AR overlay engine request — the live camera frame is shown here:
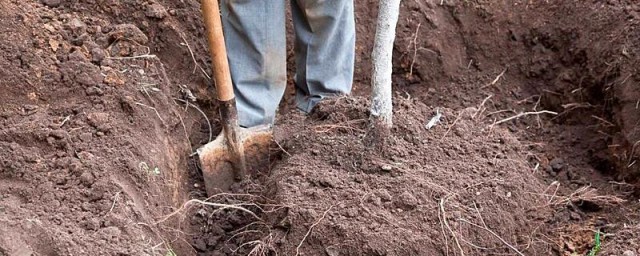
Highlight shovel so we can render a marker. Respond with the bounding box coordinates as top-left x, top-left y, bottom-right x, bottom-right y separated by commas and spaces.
198, 0, 272, 195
